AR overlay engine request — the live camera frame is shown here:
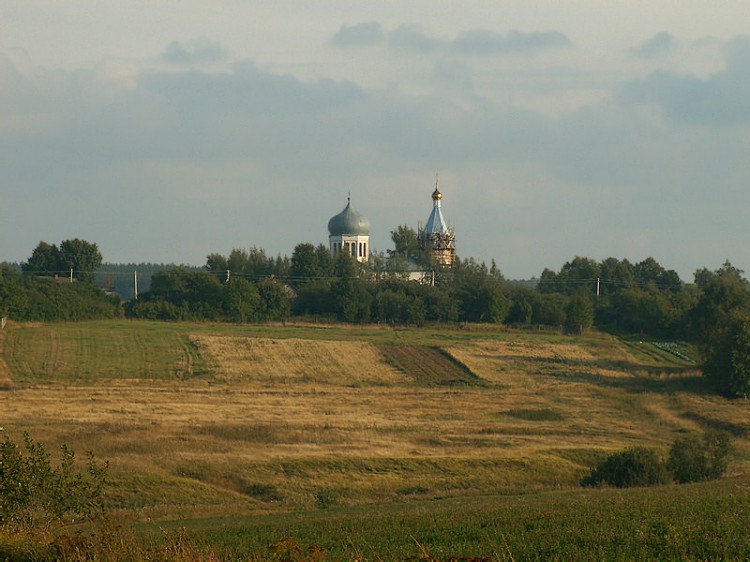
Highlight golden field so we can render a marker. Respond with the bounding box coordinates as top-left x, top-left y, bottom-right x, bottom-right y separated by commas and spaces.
1, 319, 748, 520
